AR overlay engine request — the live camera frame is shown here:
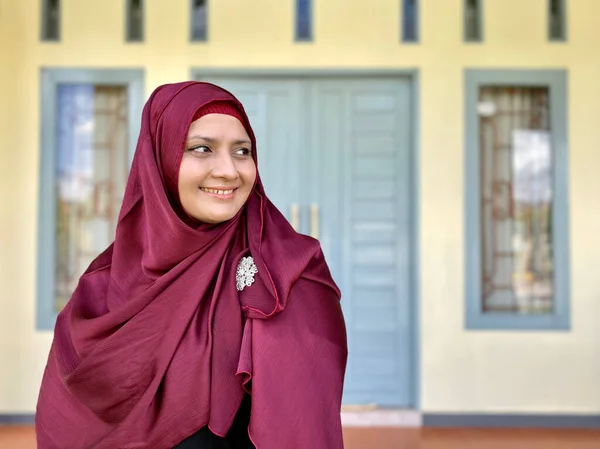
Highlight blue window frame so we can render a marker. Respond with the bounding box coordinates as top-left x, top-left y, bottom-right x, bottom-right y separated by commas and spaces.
464, 0, 482, 42
126, 0, 144, 42
549, 0, 567, 41
190, 0, 208, 42
464, 70, 570, 331
41, 0, 60, 42
295, 0, 312, 42
37, 69, 144, 331
402, 0, 419, 43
